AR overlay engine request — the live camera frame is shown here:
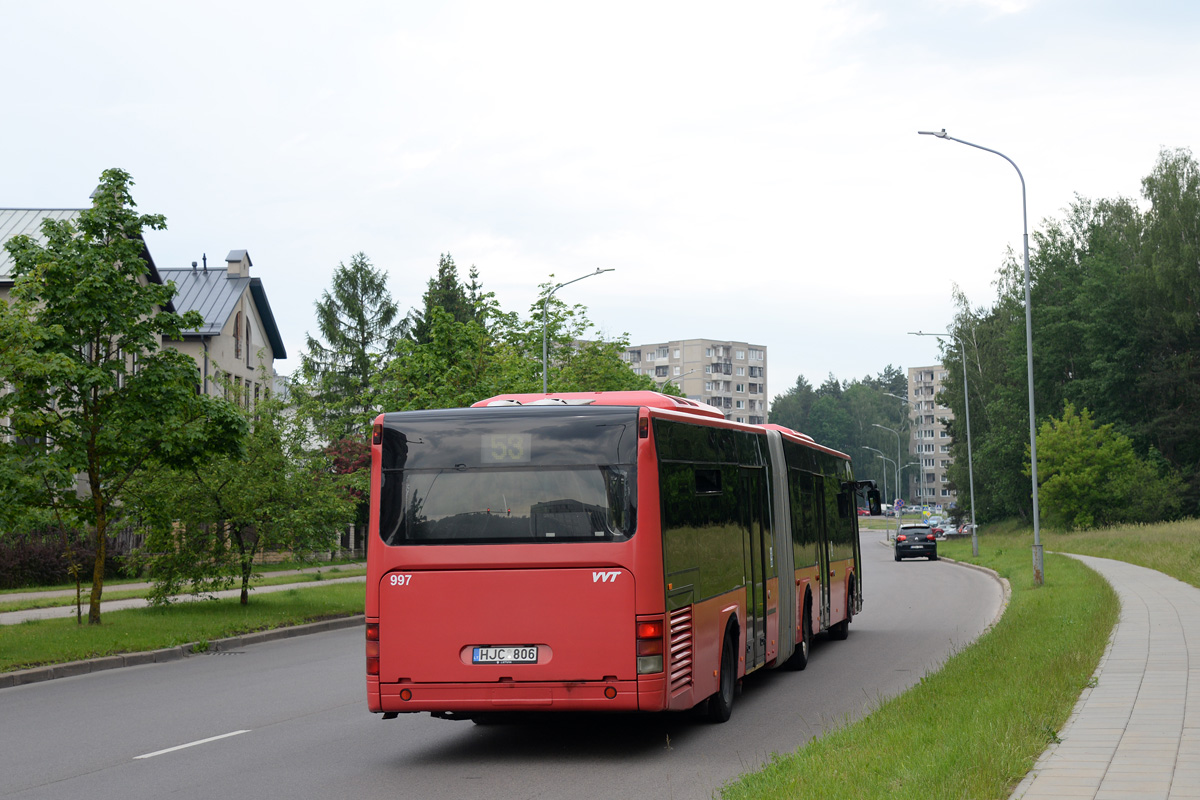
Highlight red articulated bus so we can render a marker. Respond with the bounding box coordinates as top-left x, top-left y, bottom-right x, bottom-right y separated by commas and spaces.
365, 391, 876, 723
